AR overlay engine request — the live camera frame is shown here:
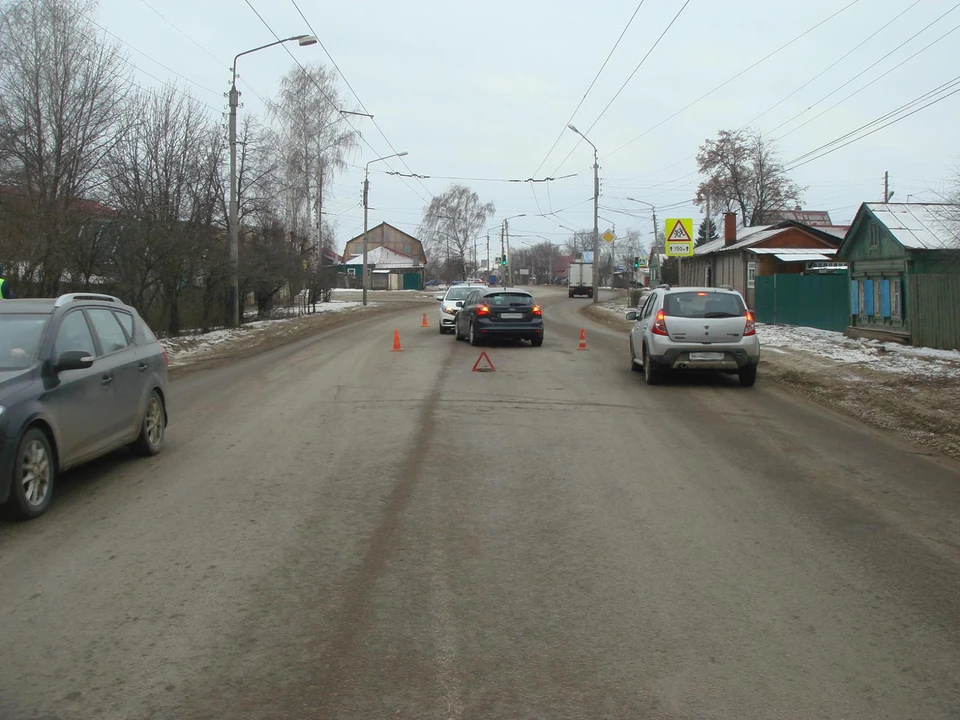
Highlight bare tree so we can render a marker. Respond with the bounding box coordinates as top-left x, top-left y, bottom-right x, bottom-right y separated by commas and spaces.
695, 129, 804, 227
0, 0, 129, 294
563, 230, 594, 256
419, 184, 495, 281
106, 86, 217, 334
